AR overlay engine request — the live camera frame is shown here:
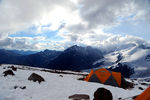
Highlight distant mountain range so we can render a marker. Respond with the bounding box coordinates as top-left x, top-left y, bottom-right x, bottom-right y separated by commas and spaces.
48, 45, 103, 70
0, 49, 62, 68
0, 45, 103, 70
10, 50, 38, 55
0, 44, 150, 78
